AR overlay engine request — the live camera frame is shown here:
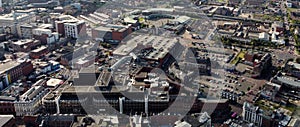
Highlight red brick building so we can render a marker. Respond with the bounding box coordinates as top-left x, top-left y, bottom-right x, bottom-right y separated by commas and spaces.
55, 22, 65, 37
0, 97, 15, 115
112, 26, 132, 41
92, 24, 132, 43
21, 60, 34, 76
30, 46, 49, 59
10, 39, 41, 52
0, 59, 34, 88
